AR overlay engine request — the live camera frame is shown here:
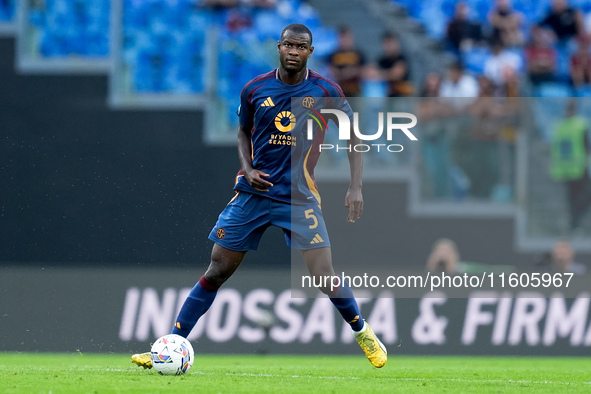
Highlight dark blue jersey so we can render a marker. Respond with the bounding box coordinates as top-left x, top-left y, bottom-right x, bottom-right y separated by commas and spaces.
235, 68, 353, 205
